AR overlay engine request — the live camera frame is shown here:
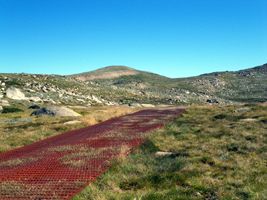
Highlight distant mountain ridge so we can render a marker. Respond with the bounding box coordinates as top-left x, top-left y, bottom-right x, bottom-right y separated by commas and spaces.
71, 66, 140, 81
0, 63, 266, 106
